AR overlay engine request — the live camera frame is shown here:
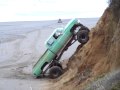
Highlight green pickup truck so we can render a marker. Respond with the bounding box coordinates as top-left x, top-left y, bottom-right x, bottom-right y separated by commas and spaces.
33, 18, 90, 79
